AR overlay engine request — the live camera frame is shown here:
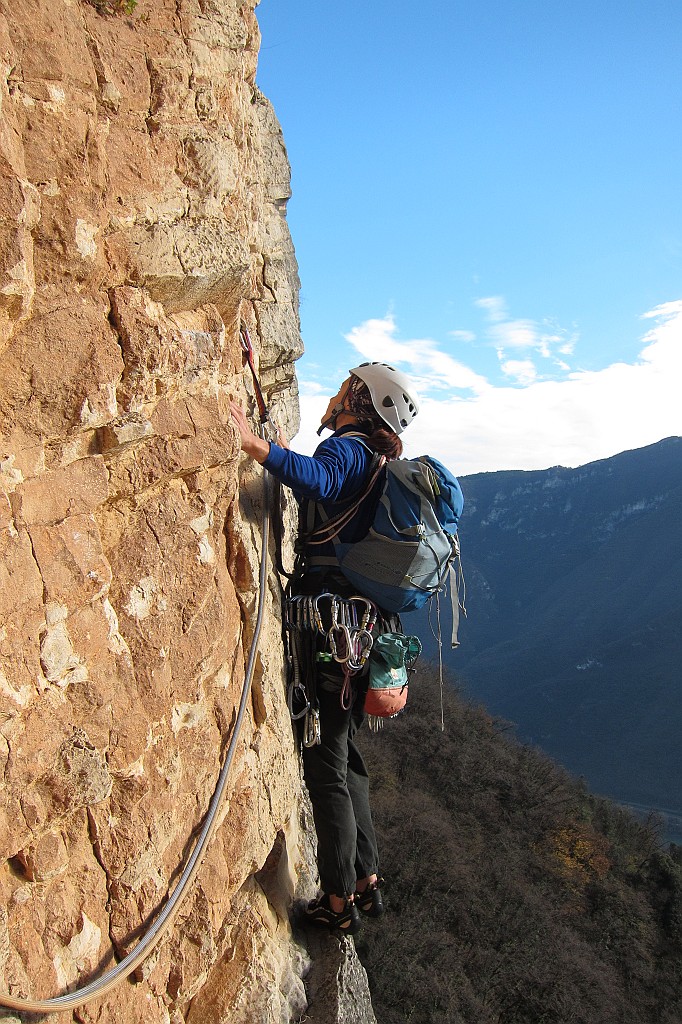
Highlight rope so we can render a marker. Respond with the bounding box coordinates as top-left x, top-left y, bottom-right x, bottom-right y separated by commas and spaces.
0, 426, 273, 1014
301, 454, 385, 547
